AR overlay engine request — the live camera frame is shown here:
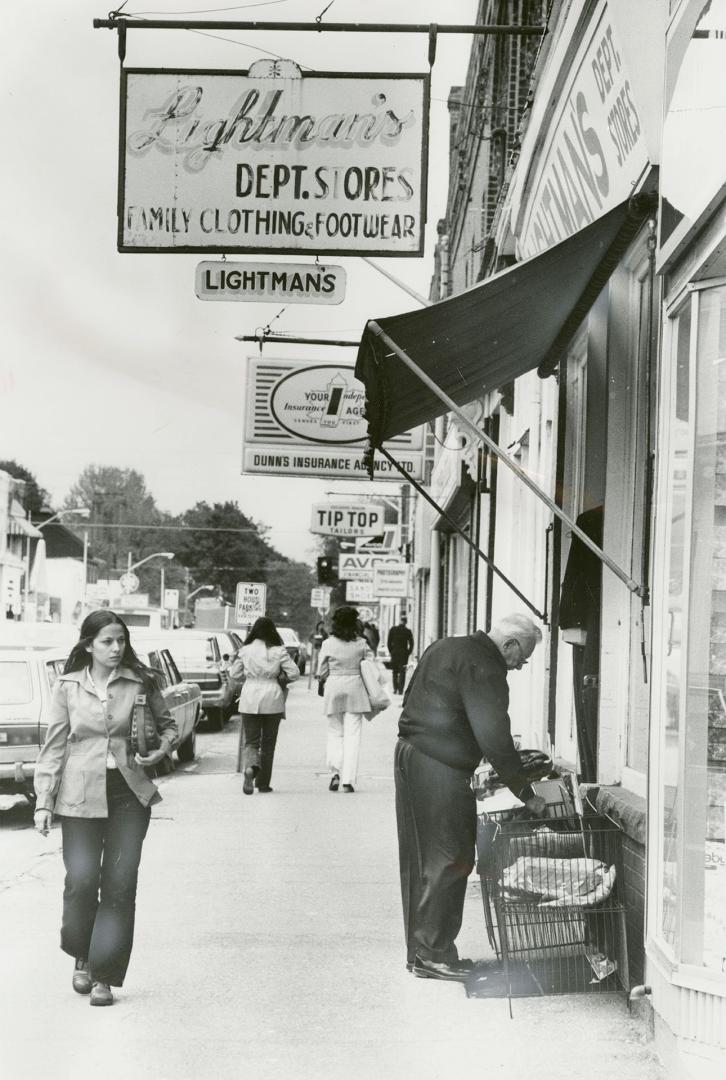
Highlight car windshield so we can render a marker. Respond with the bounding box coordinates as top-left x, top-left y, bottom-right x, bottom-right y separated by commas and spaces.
0, 661, 32, 704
